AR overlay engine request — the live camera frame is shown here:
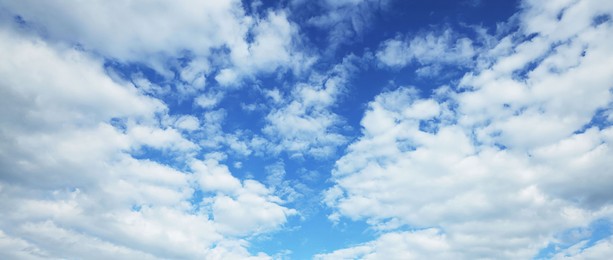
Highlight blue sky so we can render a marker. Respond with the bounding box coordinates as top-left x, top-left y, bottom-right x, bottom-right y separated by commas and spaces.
1, 0, 613, 259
